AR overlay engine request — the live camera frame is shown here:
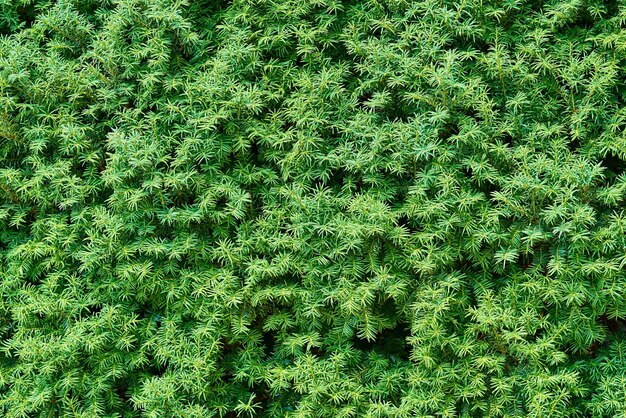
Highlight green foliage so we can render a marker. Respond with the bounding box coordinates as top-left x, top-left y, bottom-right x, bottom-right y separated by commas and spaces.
2, 0, 626, 416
